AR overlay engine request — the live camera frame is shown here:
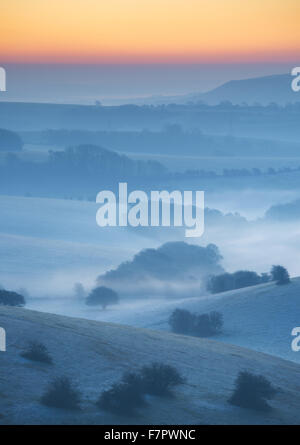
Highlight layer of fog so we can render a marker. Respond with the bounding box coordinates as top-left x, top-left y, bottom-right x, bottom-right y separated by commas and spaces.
1, 191, 300, 311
